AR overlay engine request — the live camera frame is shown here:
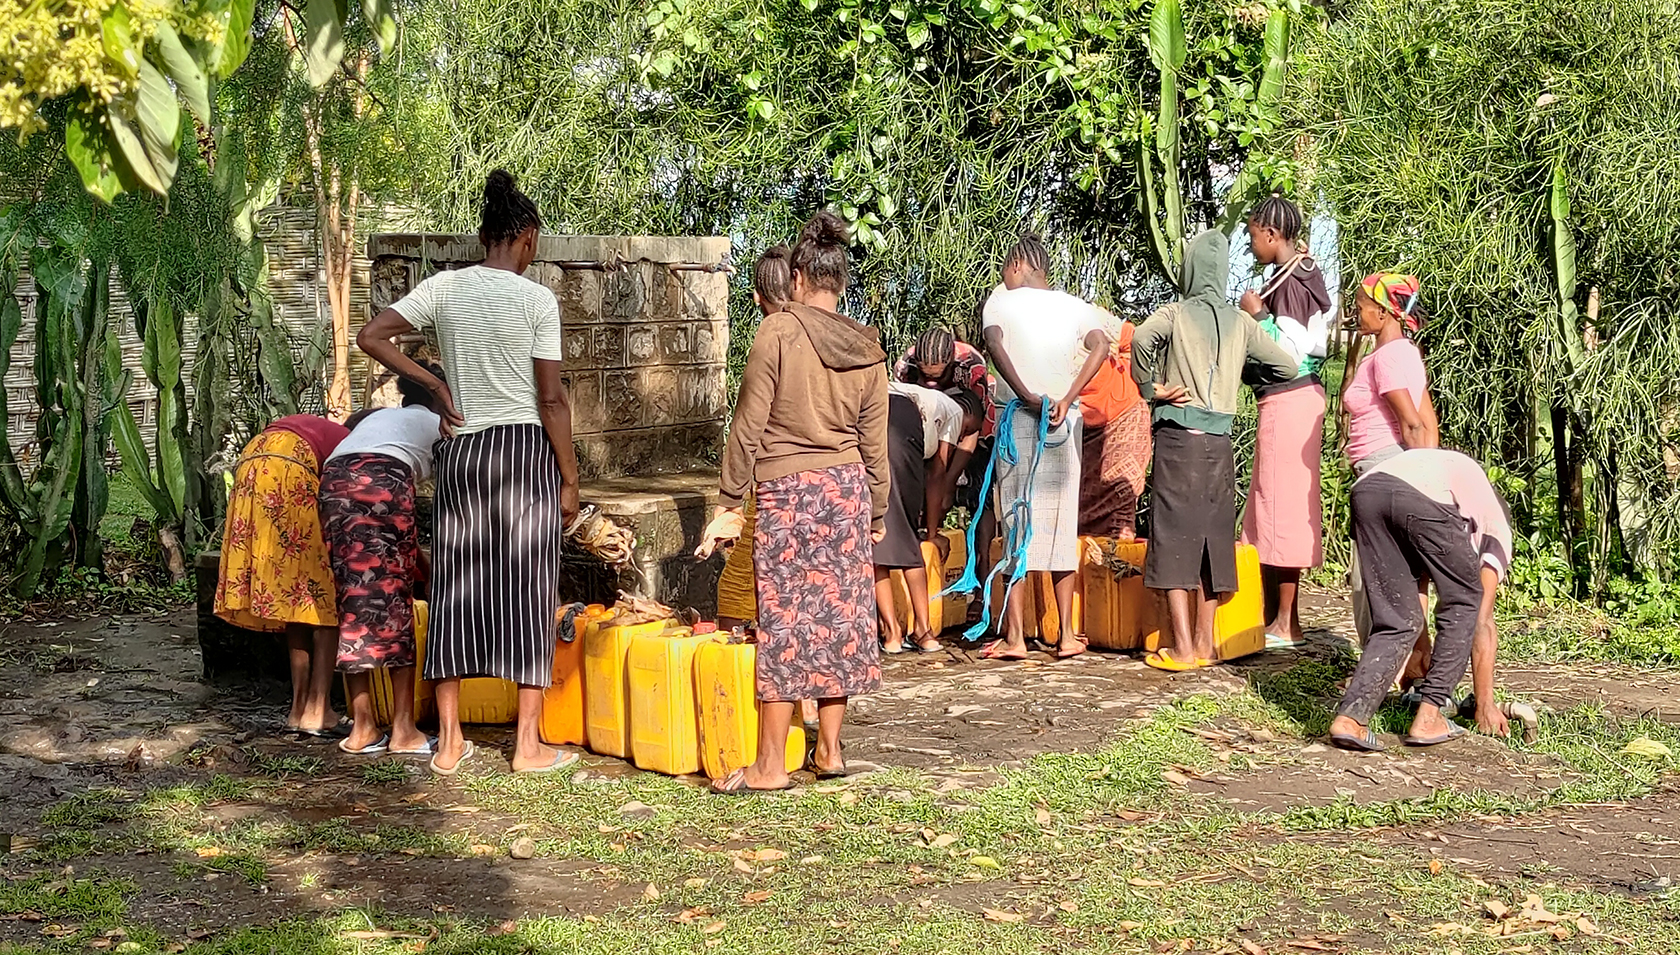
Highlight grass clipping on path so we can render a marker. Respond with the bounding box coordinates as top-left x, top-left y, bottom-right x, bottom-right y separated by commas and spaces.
7, 681, 1680, 954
